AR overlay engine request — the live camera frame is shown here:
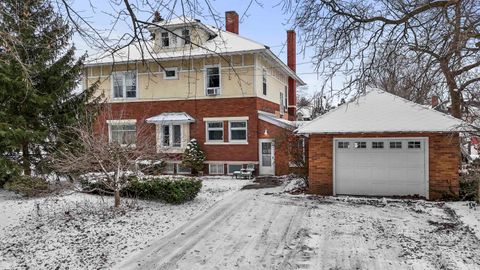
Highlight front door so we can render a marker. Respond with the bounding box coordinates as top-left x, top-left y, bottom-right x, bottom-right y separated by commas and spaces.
259, 139, 275, 175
